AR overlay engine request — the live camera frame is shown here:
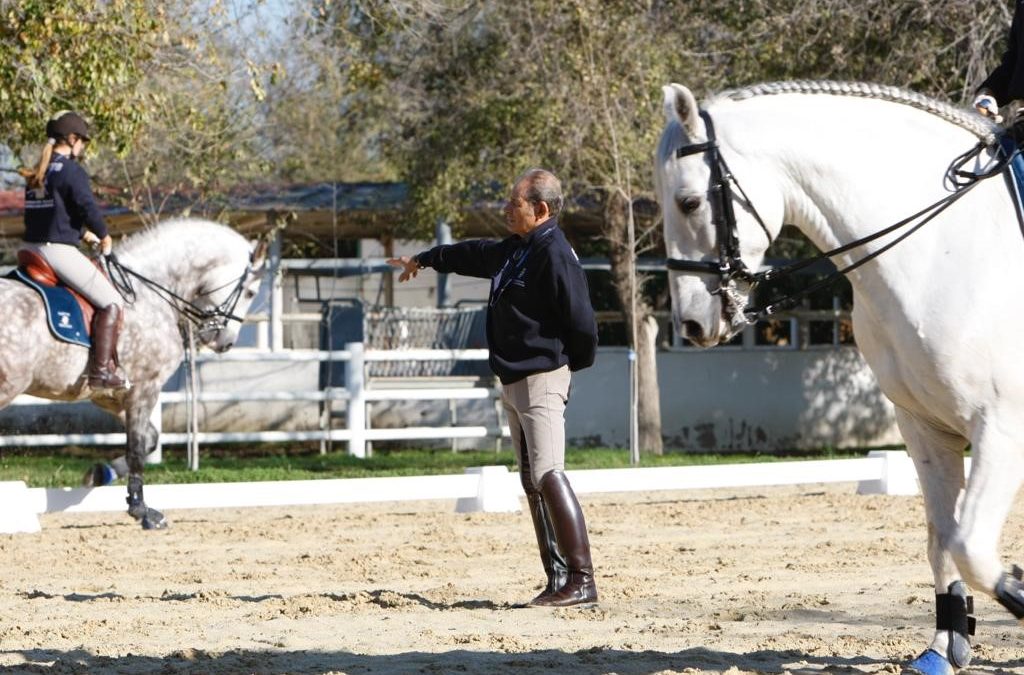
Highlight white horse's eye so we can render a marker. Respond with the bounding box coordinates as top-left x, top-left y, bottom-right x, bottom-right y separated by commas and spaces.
244, 289, 256, 300
676, 195, 702, 214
